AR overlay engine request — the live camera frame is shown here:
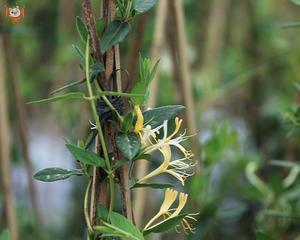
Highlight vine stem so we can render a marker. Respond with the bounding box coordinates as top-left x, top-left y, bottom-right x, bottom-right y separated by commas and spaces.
85, 37, 115, 214
84, 179, 93, 235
